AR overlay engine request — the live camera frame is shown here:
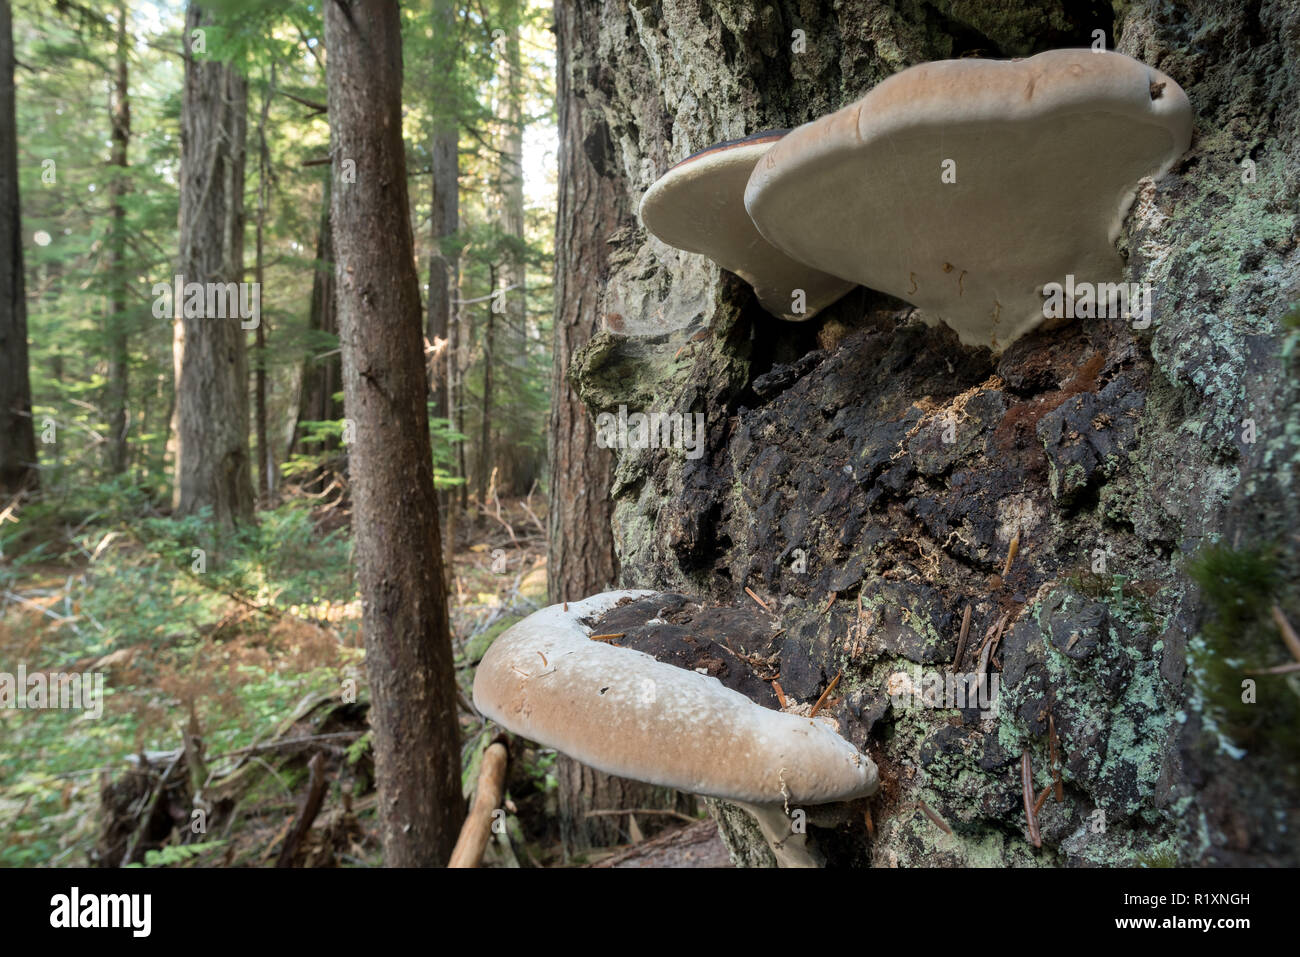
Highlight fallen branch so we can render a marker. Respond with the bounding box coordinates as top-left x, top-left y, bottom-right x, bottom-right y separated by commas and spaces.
1271, 604, 1300, 663
275, 752, 329, 867
449, 741, 510, 868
